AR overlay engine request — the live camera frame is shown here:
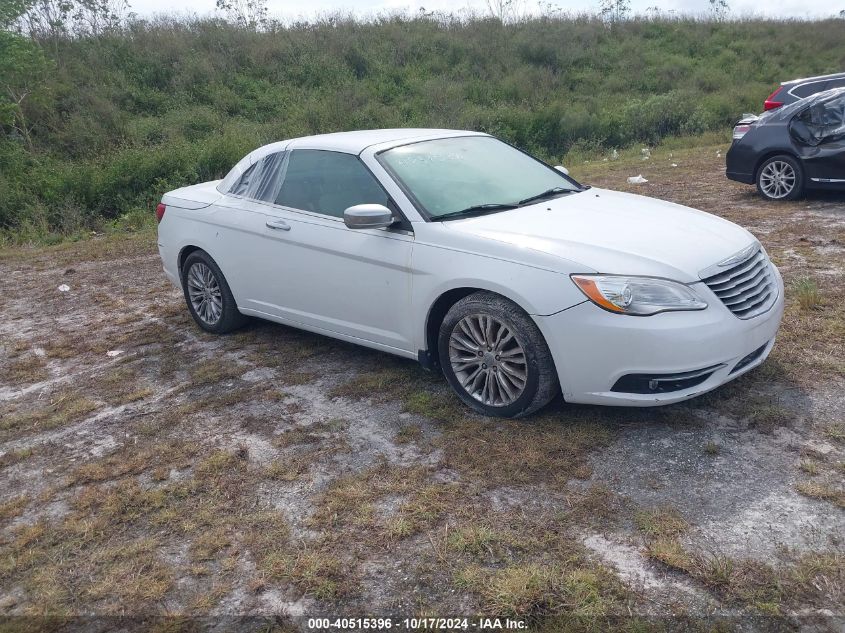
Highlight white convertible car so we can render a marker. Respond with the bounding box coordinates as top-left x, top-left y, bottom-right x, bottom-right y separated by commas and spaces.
156, 129, 784, 418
